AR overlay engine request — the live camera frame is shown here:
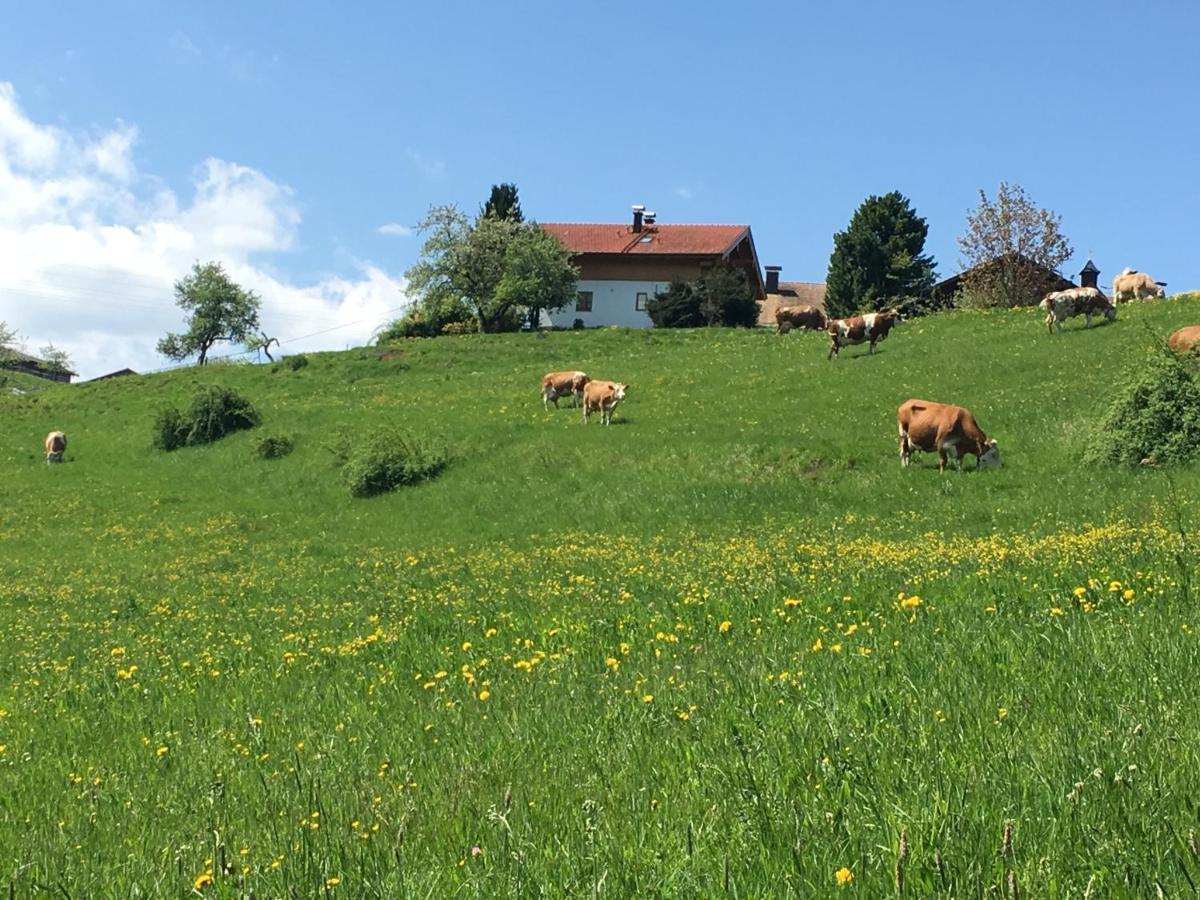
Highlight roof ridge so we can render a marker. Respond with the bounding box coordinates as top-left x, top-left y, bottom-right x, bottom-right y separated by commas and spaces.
540, 222, 748, 229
